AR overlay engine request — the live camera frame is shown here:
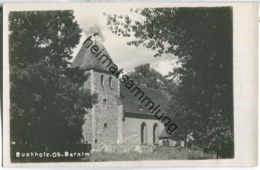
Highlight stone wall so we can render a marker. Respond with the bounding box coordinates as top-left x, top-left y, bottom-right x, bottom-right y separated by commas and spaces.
82, 70, 94, 144
122, 117, 165, 145
82, 70, 120, 145
91, 144, 157, 153
93, 71, 120, 144
82, 108, 94, 144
